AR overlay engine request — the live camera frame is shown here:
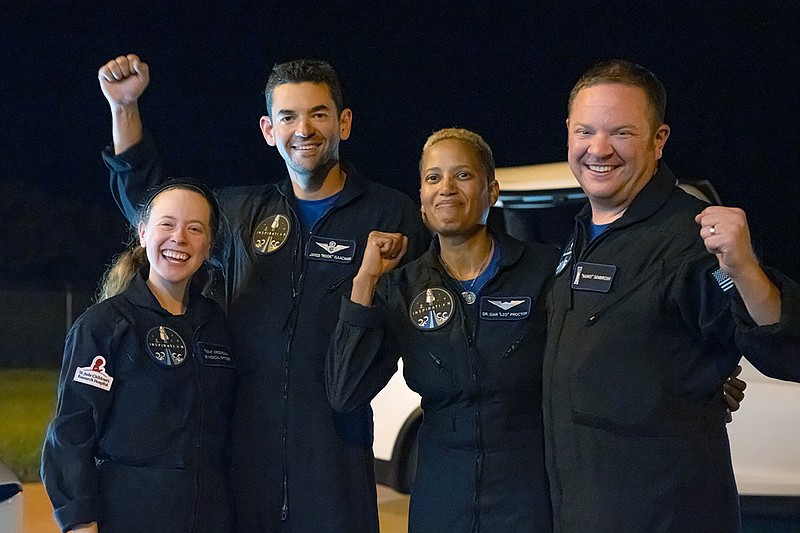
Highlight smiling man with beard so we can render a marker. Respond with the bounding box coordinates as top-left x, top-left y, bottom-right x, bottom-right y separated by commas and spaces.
97, 54, 429, 532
